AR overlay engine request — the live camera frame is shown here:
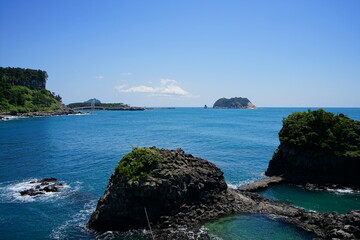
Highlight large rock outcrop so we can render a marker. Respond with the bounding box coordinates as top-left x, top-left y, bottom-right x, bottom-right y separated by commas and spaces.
213, 97, 256, 109
88, 147, 249, 232
88, 146, 360, 239
266, 109, 360, 187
